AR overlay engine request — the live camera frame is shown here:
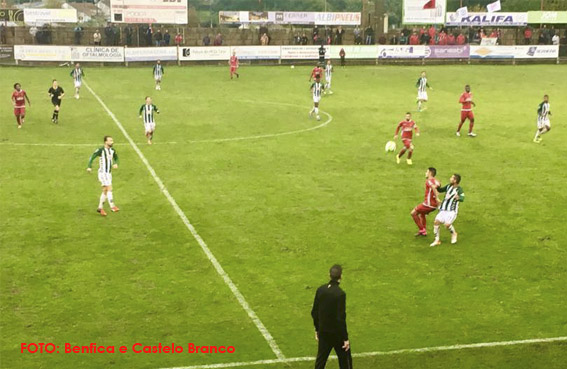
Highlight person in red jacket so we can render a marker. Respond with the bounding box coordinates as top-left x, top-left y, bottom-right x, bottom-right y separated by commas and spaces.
456, 33, 466, 45
447, 33, 456, 45
409, 32, 420, 45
